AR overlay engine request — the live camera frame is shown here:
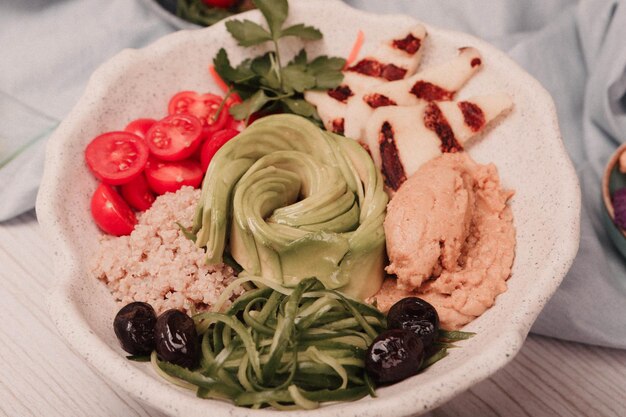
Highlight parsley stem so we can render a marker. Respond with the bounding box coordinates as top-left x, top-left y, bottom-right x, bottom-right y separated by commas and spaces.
213, 87, 234, 122
272, 40, 283, 89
